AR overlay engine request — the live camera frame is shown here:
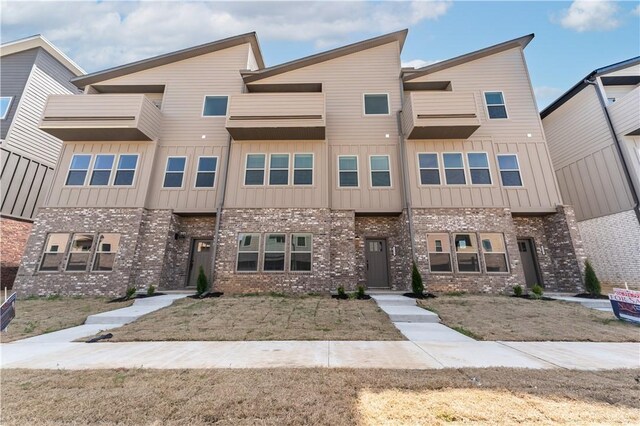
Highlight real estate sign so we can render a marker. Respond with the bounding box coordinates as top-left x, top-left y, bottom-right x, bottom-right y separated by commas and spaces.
1, 292, 17, 331
609, 288, 640, 325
